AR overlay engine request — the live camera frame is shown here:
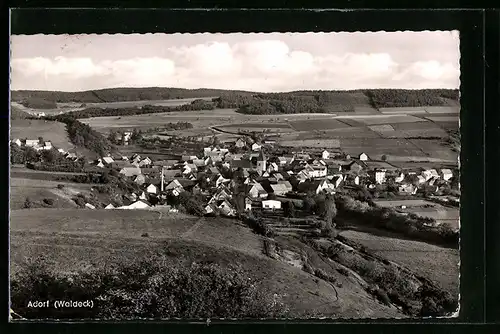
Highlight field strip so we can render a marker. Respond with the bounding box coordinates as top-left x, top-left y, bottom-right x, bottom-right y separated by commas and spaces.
180, 218, 206, 238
